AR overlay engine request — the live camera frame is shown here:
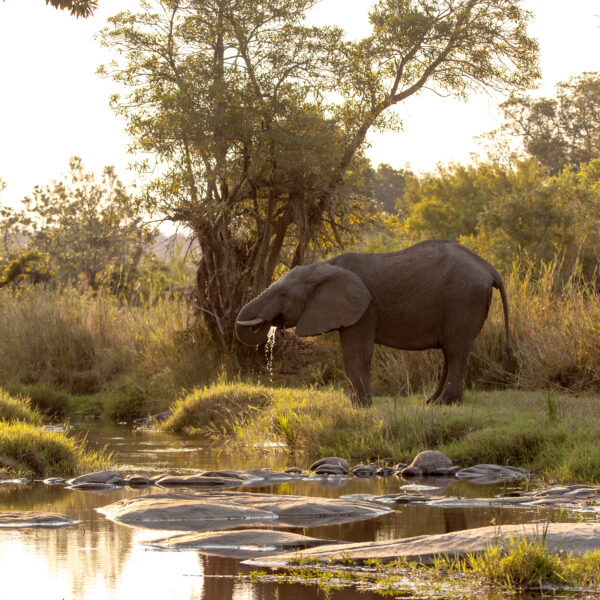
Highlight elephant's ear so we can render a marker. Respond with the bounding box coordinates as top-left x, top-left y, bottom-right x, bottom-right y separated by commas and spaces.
295, 264, 371, 337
